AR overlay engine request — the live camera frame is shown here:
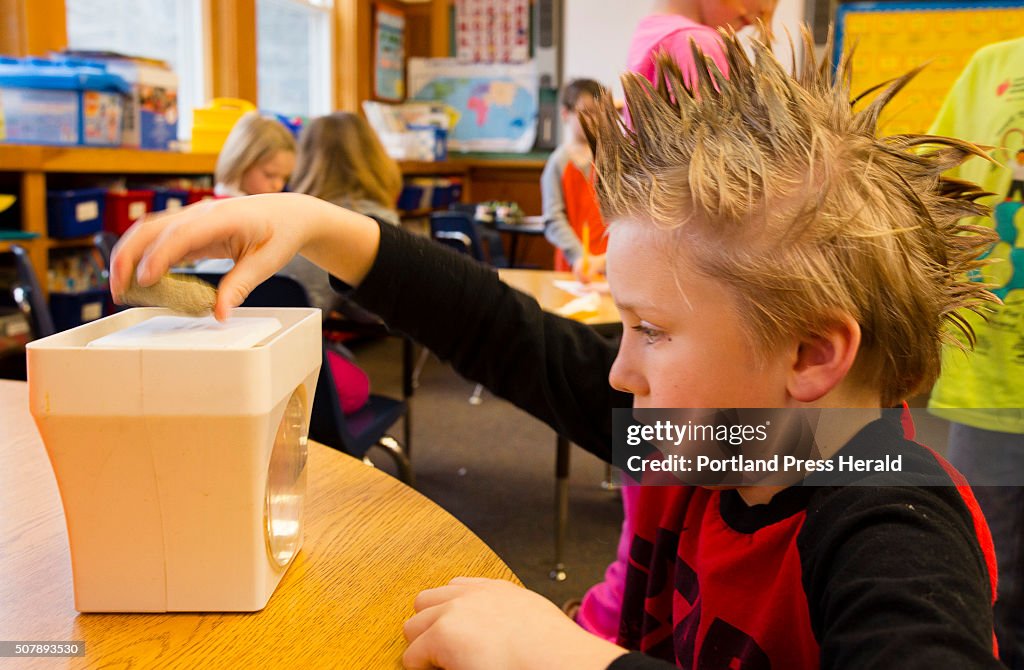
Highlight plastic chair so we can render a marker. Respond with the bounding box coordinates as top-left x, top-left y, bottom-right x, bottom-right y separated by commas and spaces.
10, 244, 55, 339
429, 211, 508, 268
92, 231, 118, 268
202, 272, 414, 484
